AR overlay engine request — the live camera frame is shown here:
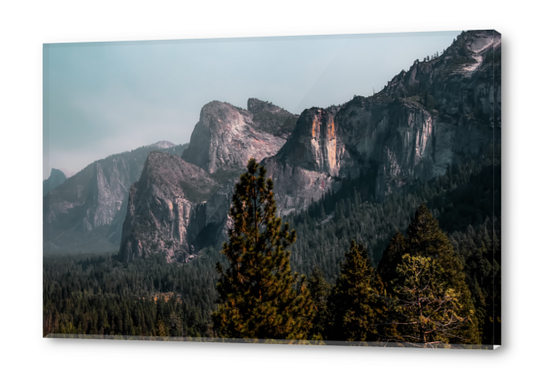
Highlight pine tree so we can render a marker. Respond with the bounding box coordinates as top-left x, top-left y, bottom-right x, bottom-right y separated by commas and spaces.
385, 204, 480, 345
388, 255, 467, 346
377, 232, 407, 285
212, 159, 314, 341
327, 240, 385, 342
307, 267, 331, 340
